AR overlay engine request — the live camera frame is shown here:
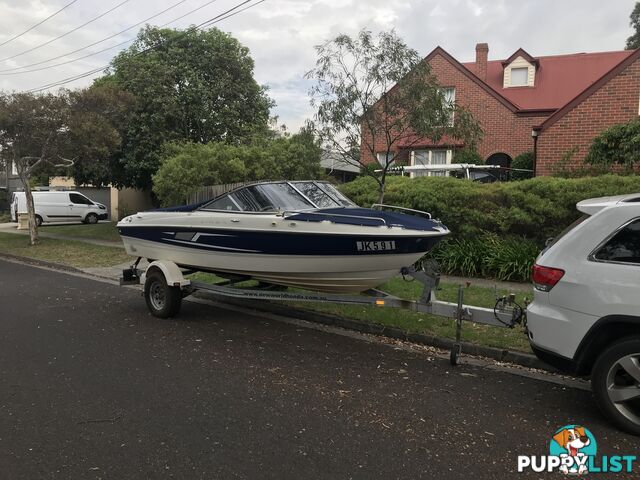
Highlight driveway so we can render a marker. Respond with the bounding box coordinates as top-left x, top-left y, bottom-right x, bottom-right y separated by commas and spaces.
0, 259, 637, 479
